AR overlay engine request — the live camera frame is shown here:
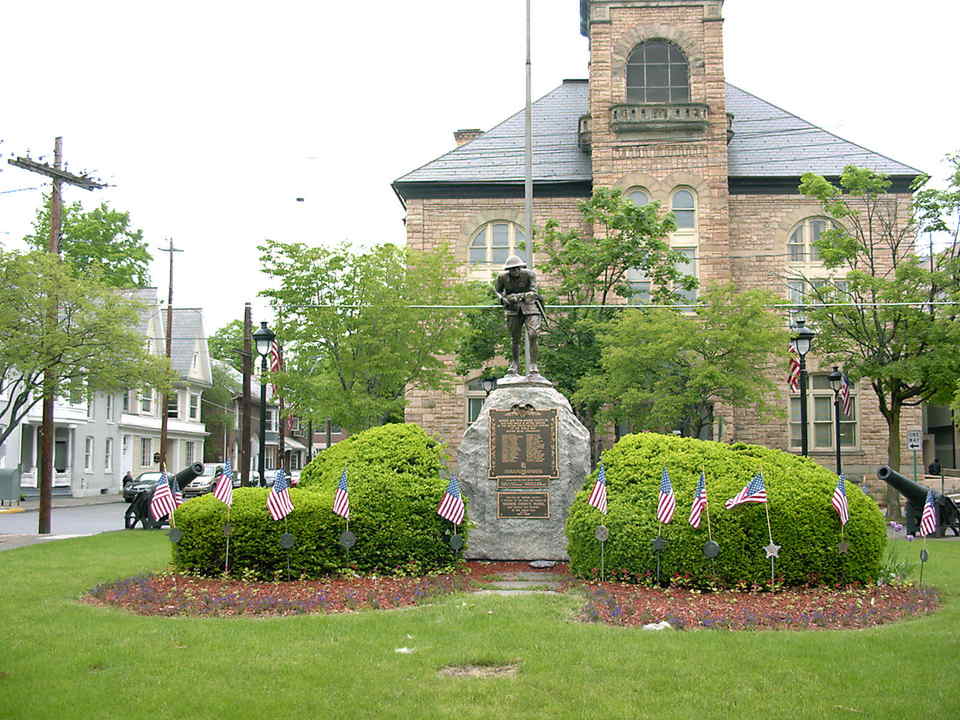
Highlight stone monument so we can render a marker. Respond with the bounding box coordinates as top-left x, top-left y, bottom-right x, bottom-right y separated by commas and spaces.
457, 257, 590, 560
